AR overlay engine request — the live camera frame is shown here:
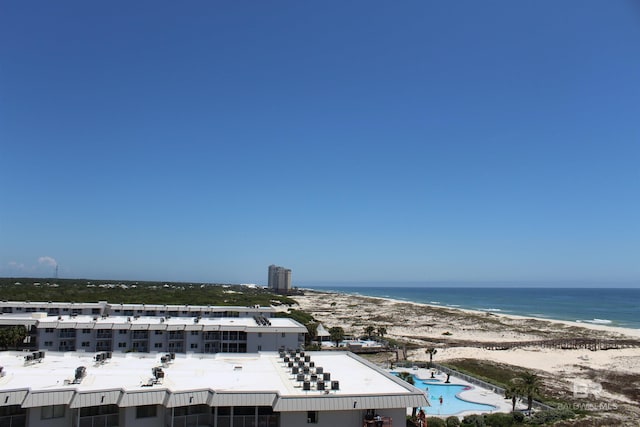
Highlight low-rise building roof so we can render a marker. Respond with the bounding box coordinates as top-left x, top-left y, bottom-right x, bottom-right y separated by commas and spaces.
0, 351, 427, 411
